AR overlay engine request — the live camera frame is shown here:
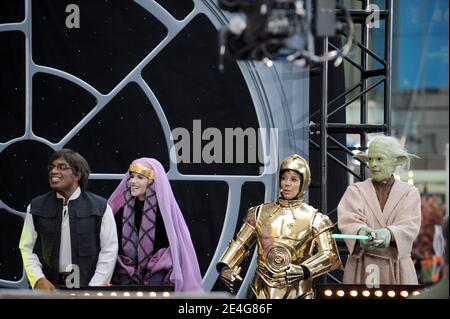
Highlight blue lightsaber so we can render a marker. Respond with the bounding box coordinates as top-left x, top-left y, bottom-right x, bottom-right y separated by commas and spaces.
331, 234, 373, 241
